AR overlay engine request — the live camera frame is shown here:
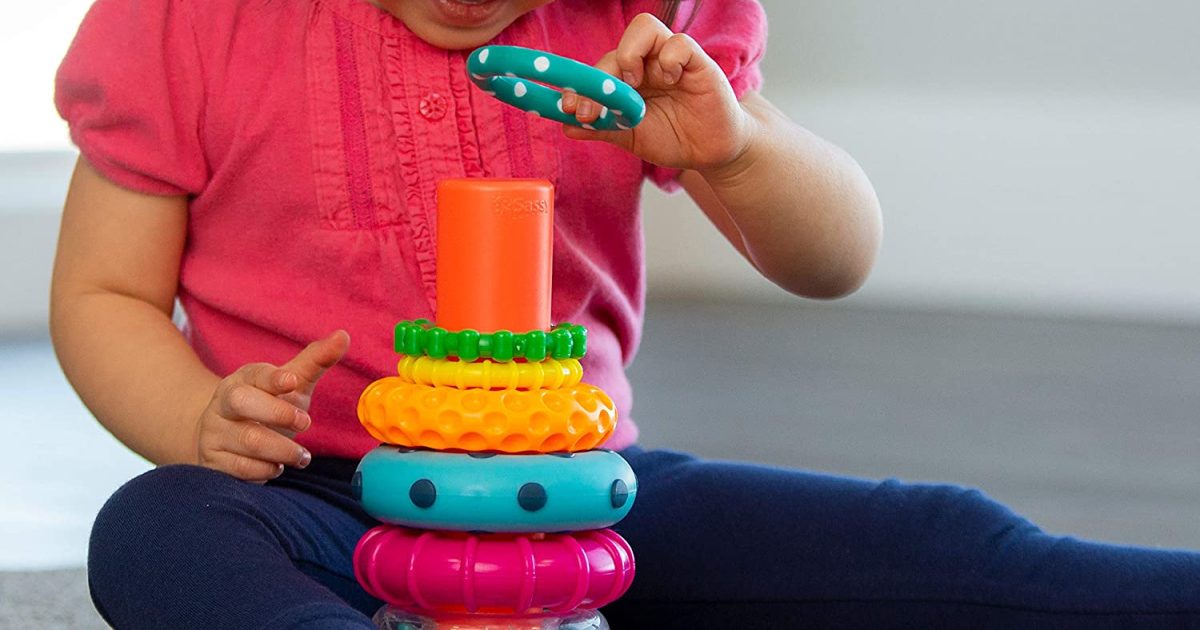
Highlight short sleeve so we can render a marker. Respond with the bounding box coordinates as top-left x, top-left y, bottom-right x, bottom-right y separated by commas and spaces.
628, 0, 768, 193
55, 0, 208, 196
